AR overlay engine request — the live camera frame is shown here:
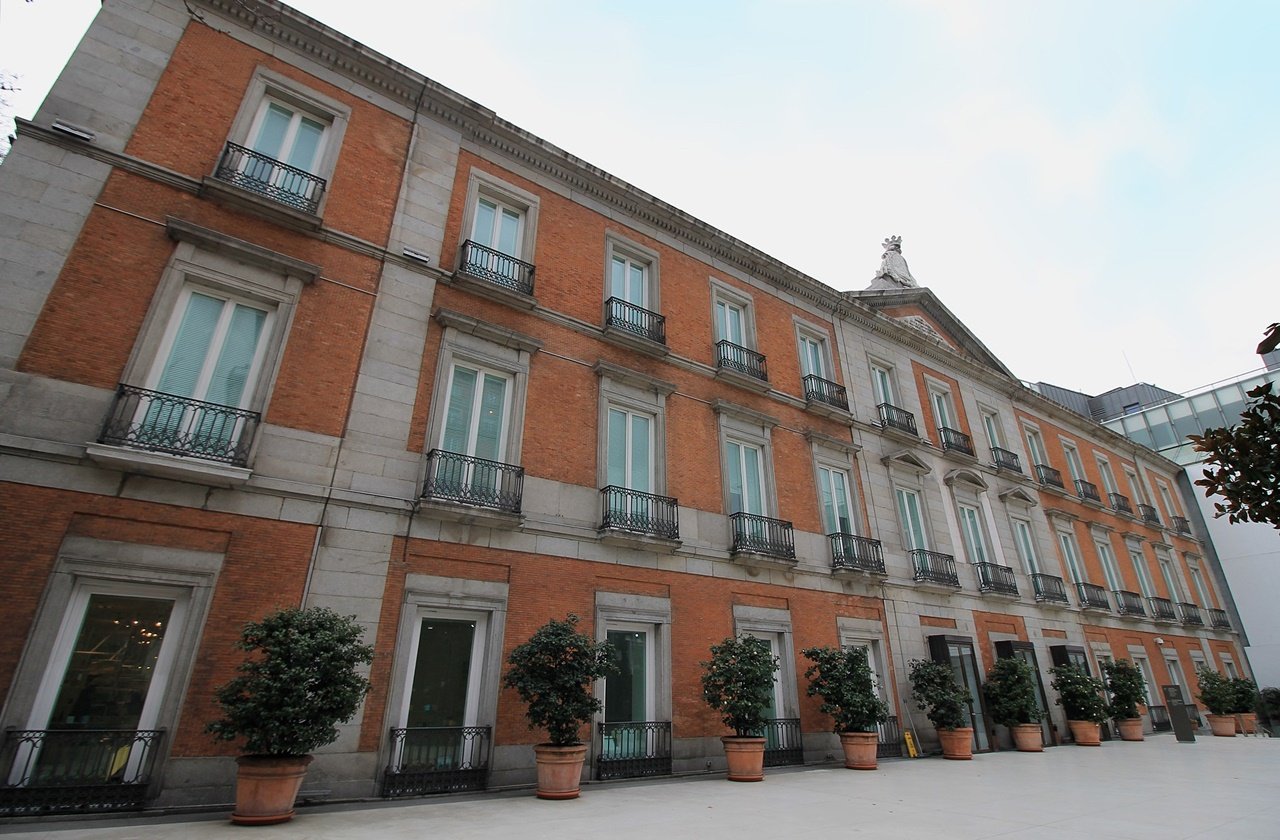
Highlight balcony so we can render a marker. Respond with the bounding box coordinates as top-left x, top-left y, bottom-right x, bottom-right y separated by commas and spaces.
597, 721, 672, 781
938, 426, 975, 457
715, 340, 769, 390
911, 549, 960, 588
383, 726, 490, 797
97, 384, 258, 467
0, 729, 163, 816
604, 297, 666, 349
1076, 582, 1111, 611
212, 141, 325, 215
1207, 608, 1232, 630
1172, 516, 1192, 536
760, 718, 803, 767
1137, 504, 1162, 527
1178, 602, 1204, 626
1113, 589, 1147, 617
802, 374, 850, 414
877, 403, 918, 437
600, 486, 680, 542
730, 512, 795, 563
422, 449, 523, 515
1148, 596, 1178, 623
975, 562, 1019, 596
458, 239, 536, 298
1075, 479, 1101, 504
1035, 464, 1065, 490
829, 533, 886, 575
1109, 493, 1133, 515
992, 446, 1023, 474
1031, 573, 1070, 605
